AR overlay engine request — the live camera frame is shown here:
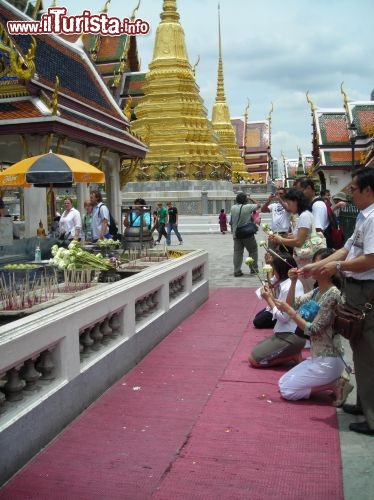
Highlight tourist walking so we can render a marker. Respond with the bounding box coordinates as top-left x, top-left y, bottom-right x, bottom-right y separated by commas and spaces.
166, 201, 183, 245
230, 192, 260, 277
218, 208, 228, 234
299, 167, 374, 434
155, 202, 168, 243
